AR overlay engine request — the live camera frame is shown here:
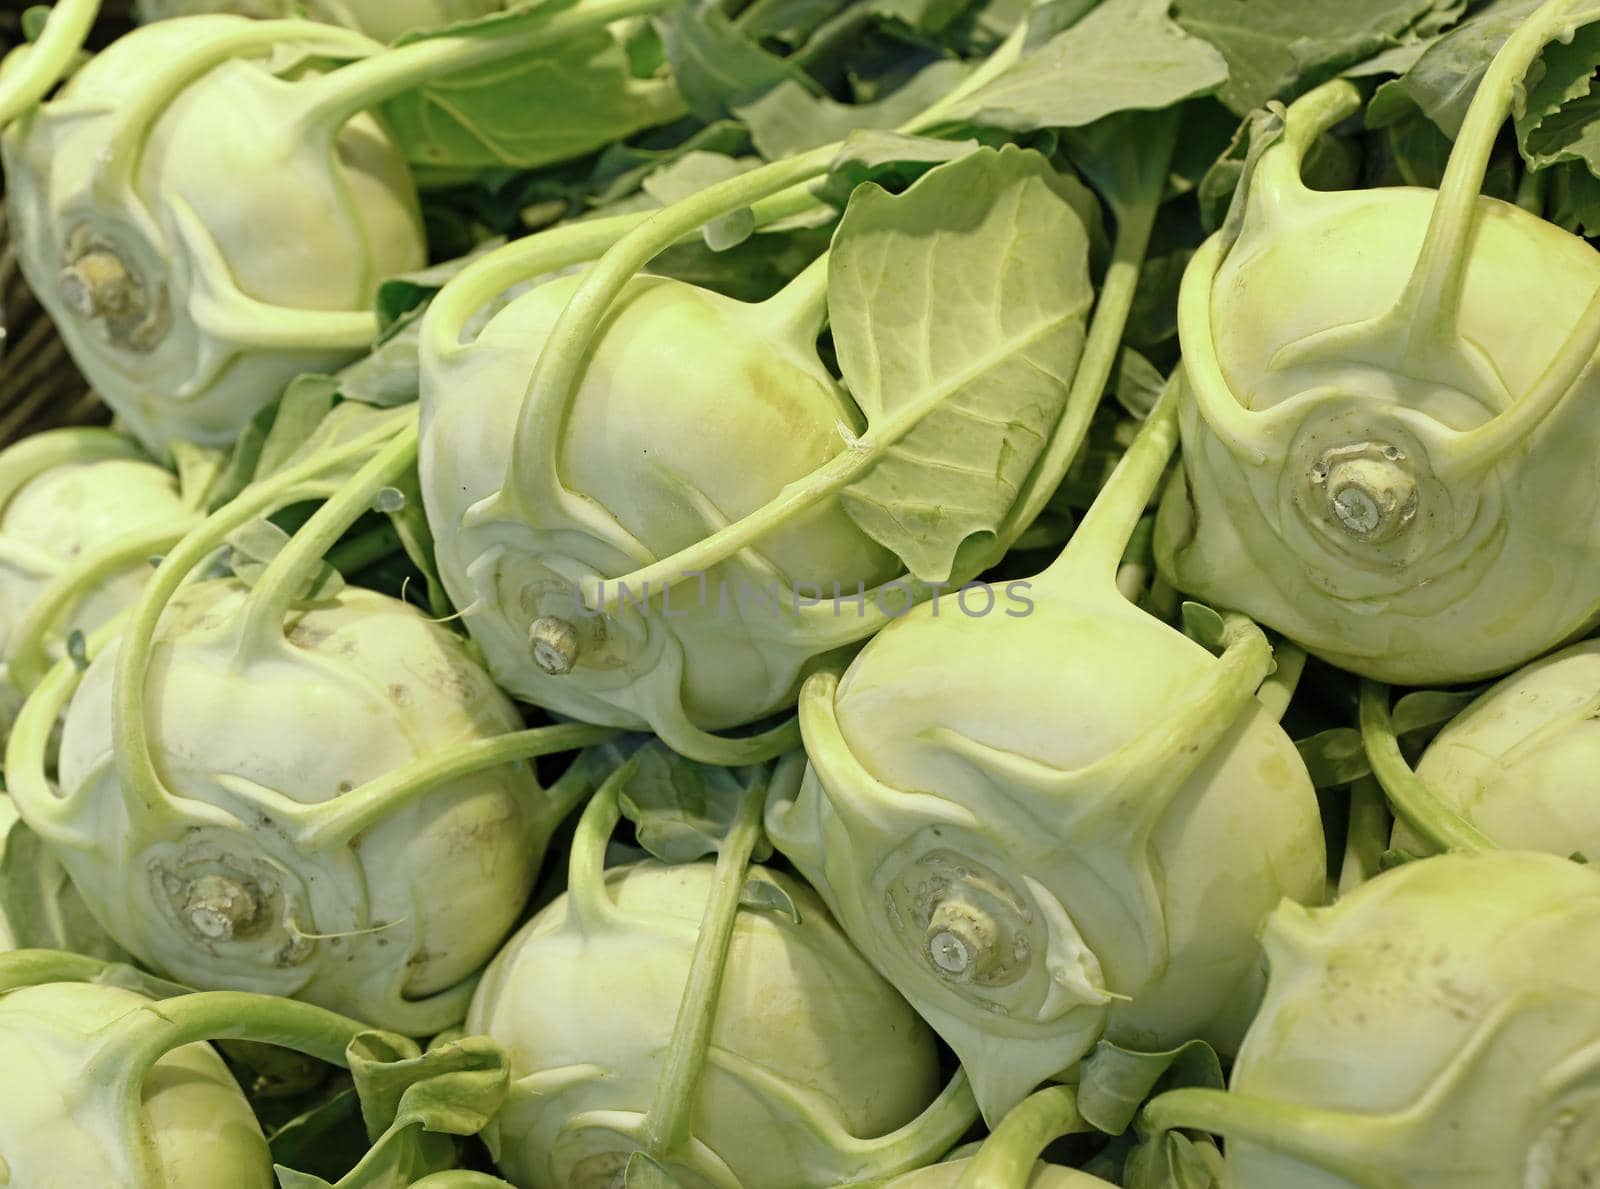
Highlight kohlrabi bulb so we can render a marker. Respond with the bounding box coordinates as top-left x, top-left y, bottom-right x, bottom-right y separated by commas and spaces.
0, 431, 199, 728
768, 384, 1327, 1123
1387, 640, 1600, 859
1, 15, 426, 454
882, 1161, 1112, 1187
465, 756, 969, 1189
134, 0, 503, 42
0, 979, 273, 1187
1155, 3, 1600, 685
420, 271, 900, 762
31, 579, 550, 1034
1143, 850, 1600, 1188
